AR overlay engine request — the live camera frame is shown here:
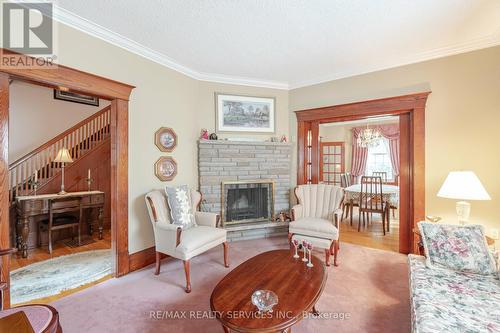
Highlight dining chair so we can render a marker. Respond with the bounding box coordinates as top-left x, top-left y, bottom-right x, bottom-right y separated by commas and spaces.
340, 172, 358, 221
39, 197, 83, 254
372, 171, 388, 183
358, 176, 388, 235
